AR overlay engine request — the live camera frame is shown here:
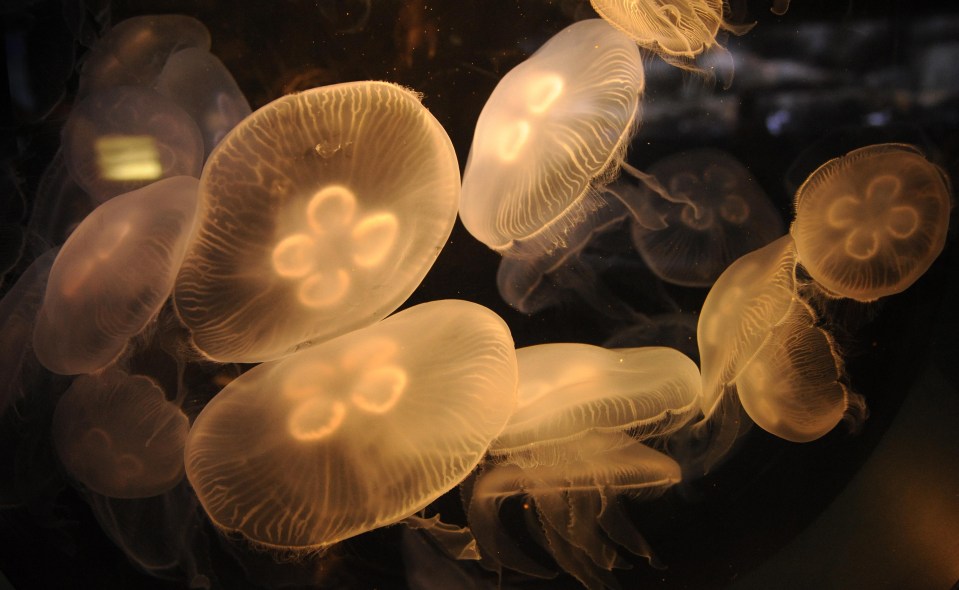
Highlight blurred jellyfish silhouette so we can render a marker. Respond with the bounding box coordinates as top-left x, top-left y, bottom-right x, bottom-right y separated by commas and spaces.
588, 0, 752, 78
604, 311, 700, 363
32, 176, 198, 375
791, 143, 951, 302
623, 148, 785, 287
52, 367, 190, 499
458, 19, 644, 260
185, 300, 518, 551
174, 81, 460, 362
465, 343, 700, 589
